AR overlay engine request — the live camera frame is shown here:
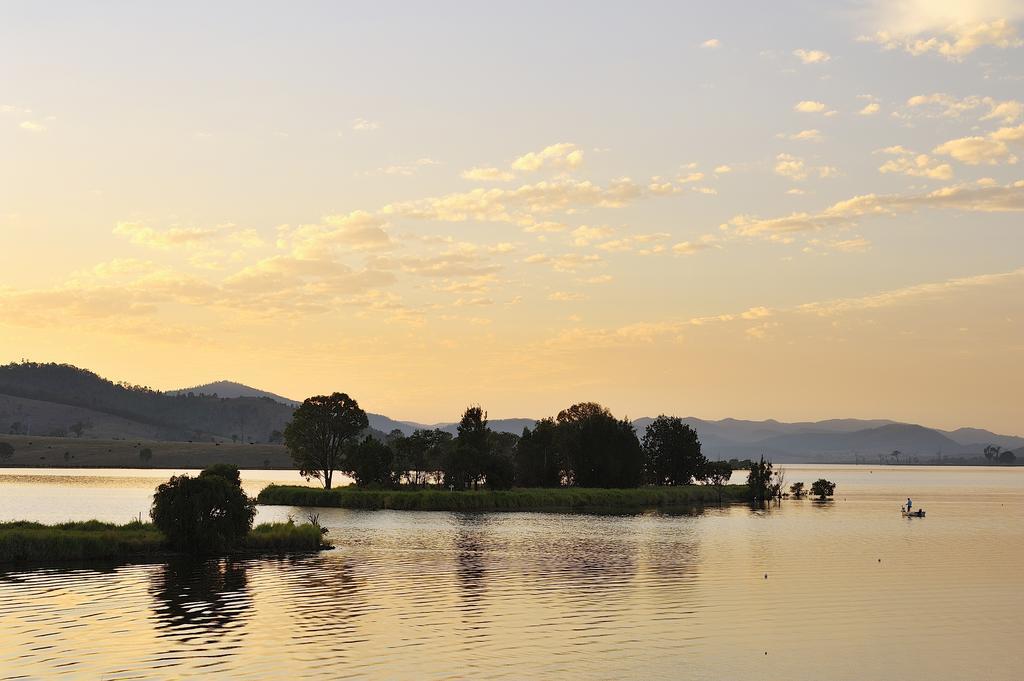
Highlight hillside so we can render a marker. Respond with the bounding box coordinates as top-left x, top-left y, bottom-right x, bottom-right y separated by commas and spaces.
0, 363, 294, 442
166, 381, 299, 407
